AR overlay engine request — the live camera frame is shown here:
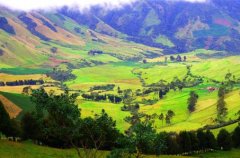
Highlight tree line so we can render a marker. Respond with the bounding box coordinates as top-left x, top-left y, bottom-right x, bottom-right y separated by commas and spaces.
0, 79, 44, 86
82, 93, 122, 104
1, 89, 240, 158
